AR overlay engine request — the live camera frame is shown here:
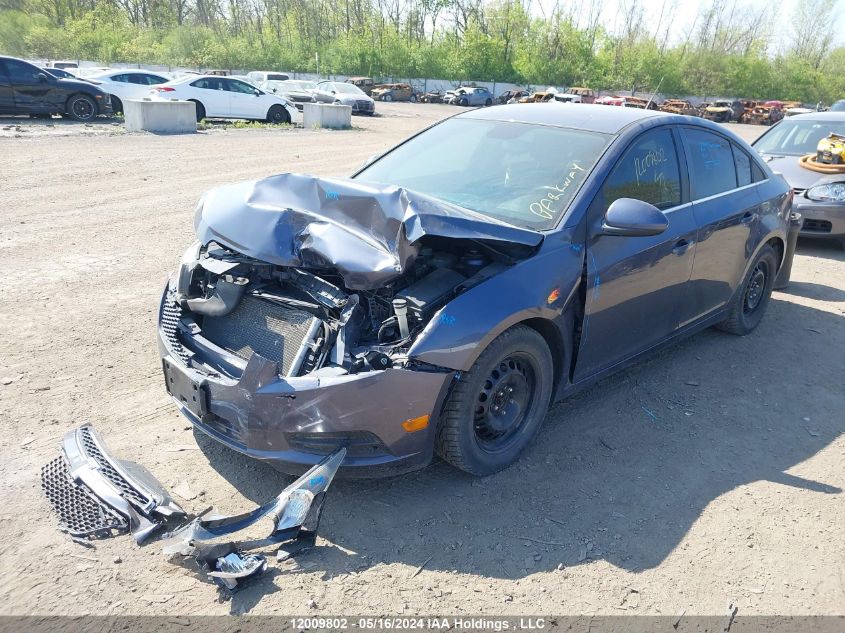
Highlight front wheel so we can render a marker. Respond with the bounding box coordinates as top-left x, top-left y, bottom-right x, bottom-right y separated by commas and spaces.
485, 98, 492, 106
266, 104, 290, 124
67, 94, 97, 121
410, 94, 417, 102
383, 94, 392, 102
716, 244, 778, 335
436, 325, 553, 476
459, 98, 469, 107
